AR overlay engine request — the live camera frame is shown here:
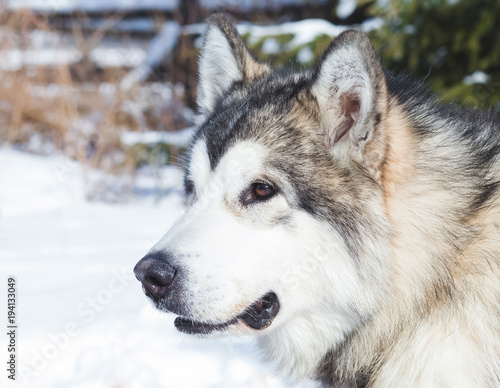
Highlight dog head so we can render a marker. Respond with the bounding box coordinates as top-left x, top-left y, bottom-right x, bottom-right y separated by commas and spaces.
134, 14, 391, 378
